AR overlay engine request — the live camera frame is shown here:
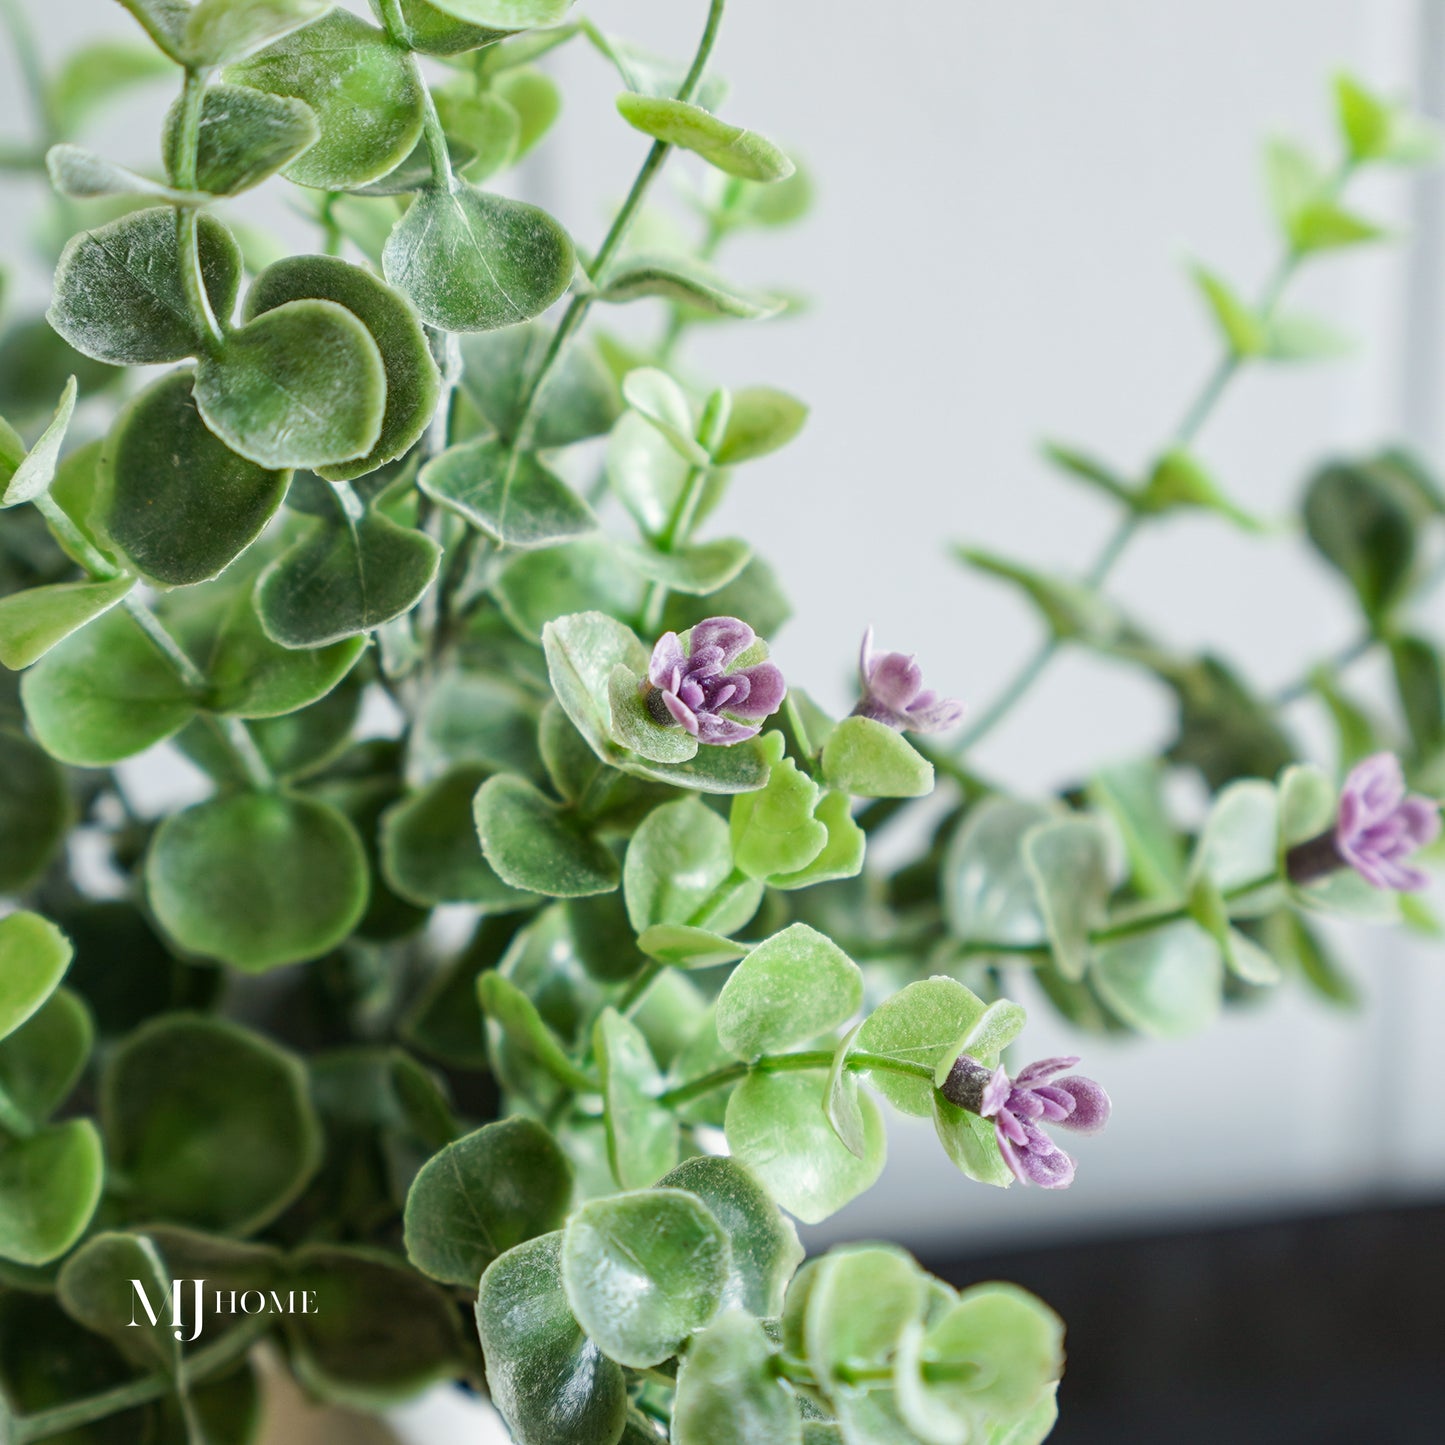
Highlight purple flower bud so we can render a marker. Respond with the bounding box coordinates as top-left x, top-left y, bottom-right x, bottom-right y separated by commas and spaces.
644, 616, 786, 746
1286, 752, 1440, 892
852, 627, 964, 734
940, 1052, 1111, 1189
